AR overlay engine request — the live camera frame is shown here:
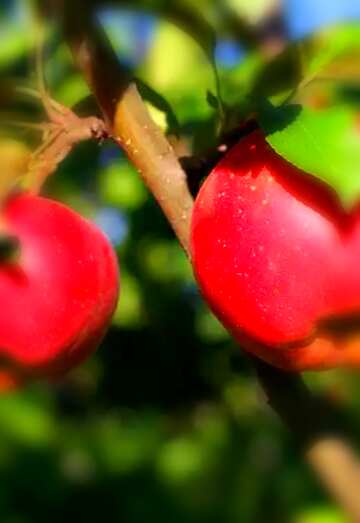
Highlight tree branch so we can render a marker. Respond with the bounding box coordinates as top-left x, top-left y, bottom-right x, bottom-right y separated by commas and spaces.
255, 359, 360, 519
59, 1, 360, 519
61, 1, 193, 255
